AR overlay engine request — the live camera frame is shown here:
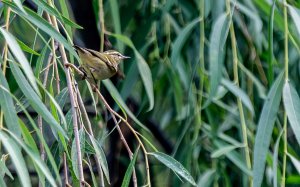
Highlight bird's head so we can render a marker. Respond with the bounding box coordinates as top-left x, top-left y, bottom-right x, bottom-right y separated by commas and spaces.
103, 50, 130, 63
